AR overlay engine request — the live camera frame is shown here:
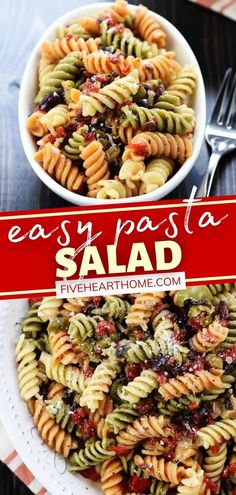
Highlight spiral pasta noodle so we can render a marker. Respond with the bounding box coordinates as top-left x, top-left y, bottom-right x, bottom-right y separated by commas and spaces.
100, 20, 159, 59
101, 457, 124, 495
126, 292, 166, 330
80, 141, 110, 194
196, 419, 236, 449
69, 439, 115, 471
112, 122, 140, 144
127, 338, 165, 363
105, 404, 139, 434
164, 66, 198, 104
119, 369, 159, 404
190, 321, 228, 353
16, 335, 40, 401
68, 314, 103, 343
63, 297, 89, 314
118, 159, 145, 189
46, 398, 76, 433
39, 104, 69, 133
134, 455, 186, 485
62, 130, 85, 160
96, 179, 133, 199
121, 103, 195, 134
40, 351, 84, 393
78, 0, 130, 36
48, 328, 79, 365
177, 468, 204, 495
47, 381, 65, 400
203, 443, 227, 481
123, 131, 193, 164
79, 69, 139, 117
42, 36, 101, 62
35, 51, 83, 103
139, 158, 175, 194
117, 415, 169, 446
22, 301, 44, 336
27, 111, 48, 137
134, 5, 166, 47
90, 396, 113, 439
159, 369, 224, 401
80, 359, 121, 412
83, 51, 134, 77
133, 52, 180, 84
38, 57, 55, 88
35, 143, 85, 192
34, 399, 78, 457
